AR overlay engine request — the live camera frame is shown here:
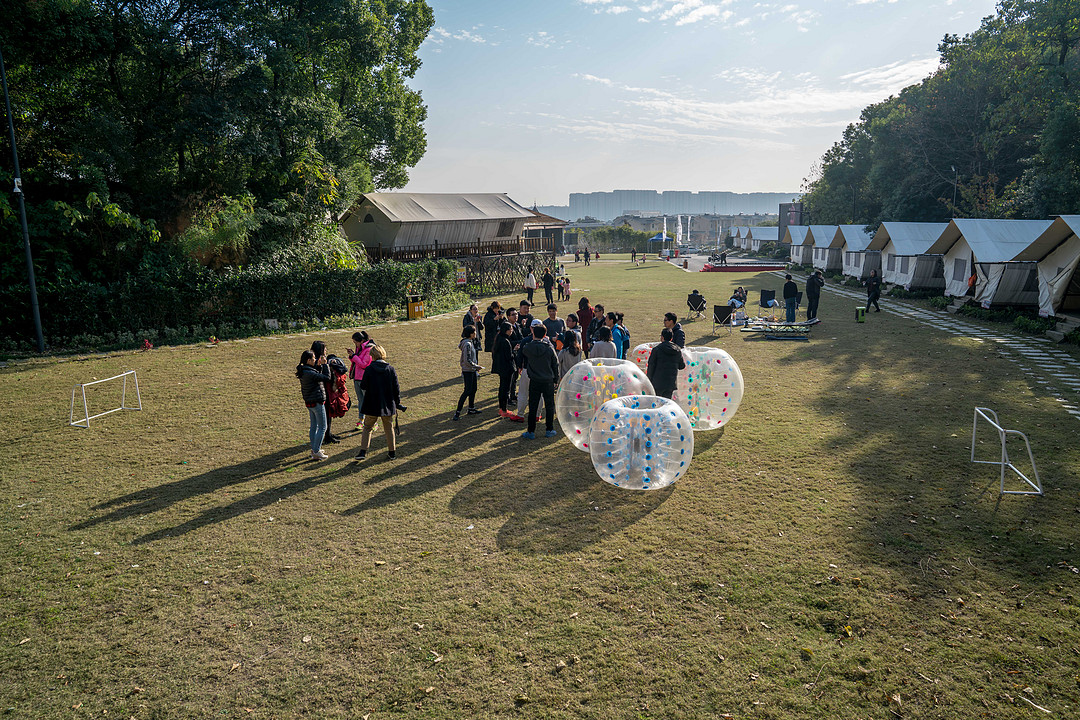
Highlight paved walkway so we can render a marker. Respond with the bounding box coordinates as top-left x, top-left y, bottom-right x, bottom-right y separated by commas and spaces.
782, 271, 1080, 422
